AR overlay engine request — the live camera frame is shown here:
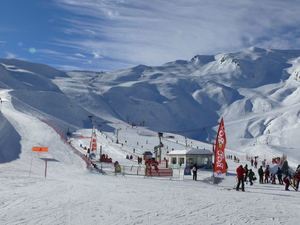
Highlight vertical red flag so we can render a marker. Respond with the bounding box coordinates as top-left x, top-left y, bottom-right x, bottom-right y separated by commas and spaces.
213, 118, 227, 178
90, 131, 97, 152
